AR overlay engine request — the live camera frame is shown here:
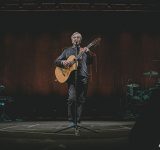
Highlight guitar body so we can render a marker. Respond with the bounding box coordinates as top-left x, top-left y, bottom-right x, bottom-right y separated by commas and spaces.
55, 55, 78, 83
